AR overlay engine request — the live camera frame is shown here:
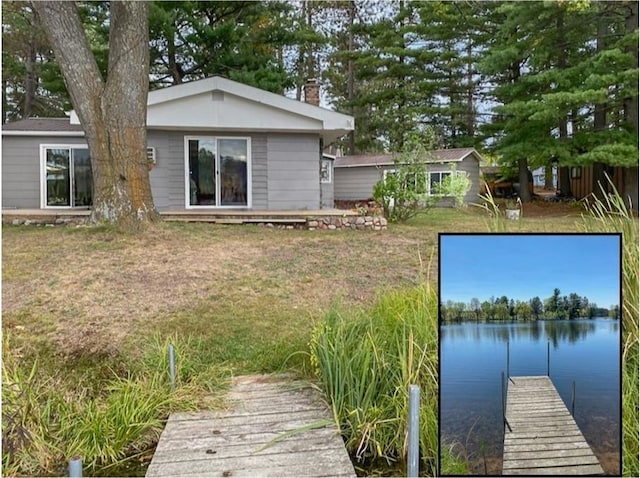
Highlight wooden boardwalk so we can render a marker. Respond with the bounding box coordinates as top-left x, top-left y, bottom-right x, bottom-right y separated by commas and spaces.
502, 376, 603, 476
146, 375, 355, 478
